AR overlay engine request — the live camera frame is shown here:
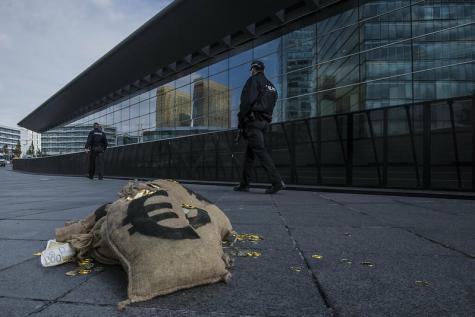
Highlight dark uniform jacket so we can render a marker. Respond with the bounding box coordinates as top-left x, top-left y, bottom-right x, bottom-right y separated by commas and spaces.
85, 128, 108, 153
238, 72, 278, 128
